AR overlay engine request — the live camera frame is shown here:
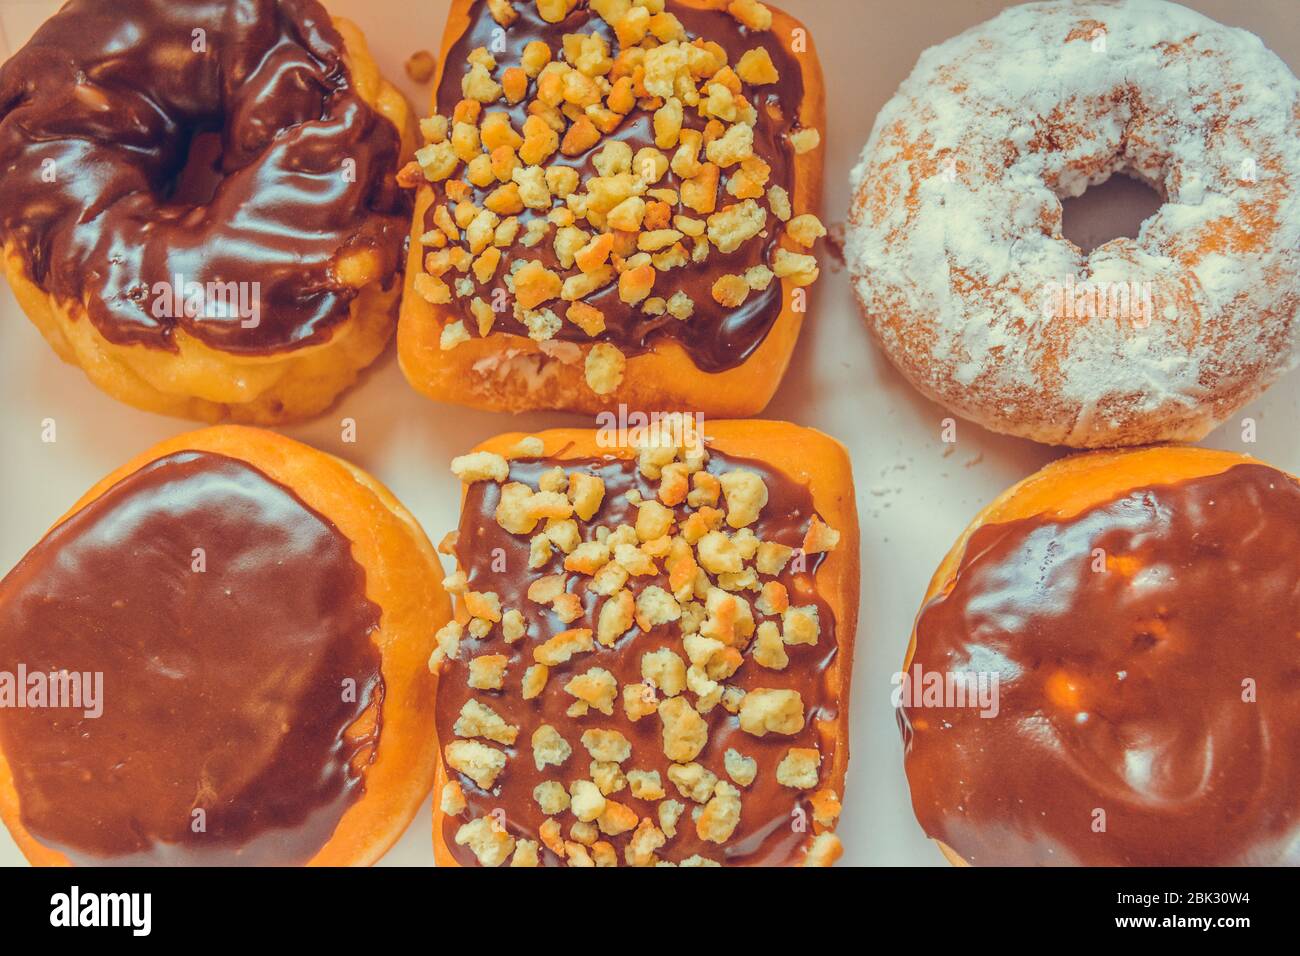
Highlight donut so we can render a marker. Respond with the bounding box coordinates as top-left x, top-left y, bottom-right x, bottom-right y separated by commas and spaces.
0, 426, 449, 865
397, 0, 826, 415
0, 0, 415, 424
847, 0, 1300, 448
901, 445, 1300, 866
430, 416, 858, 866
